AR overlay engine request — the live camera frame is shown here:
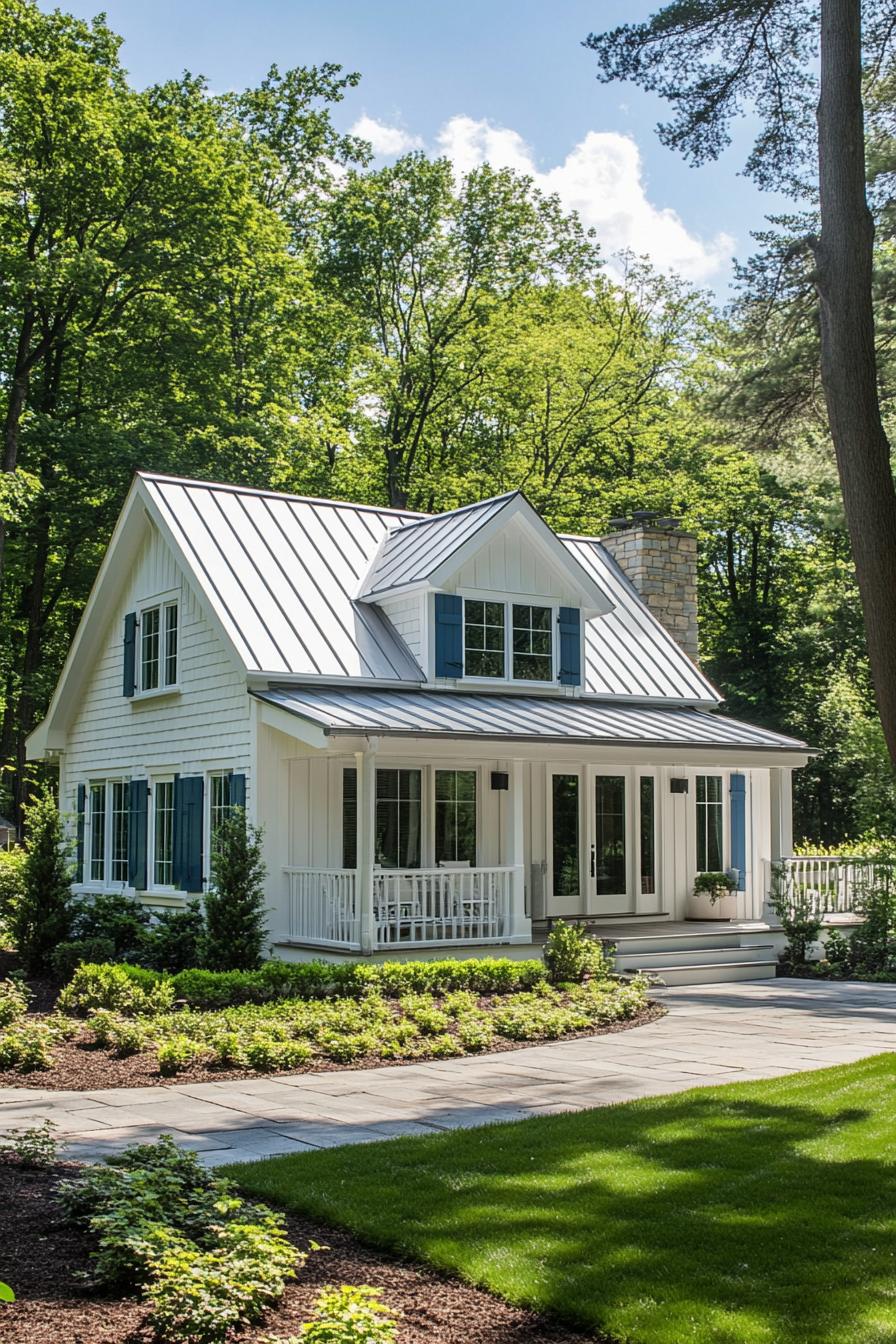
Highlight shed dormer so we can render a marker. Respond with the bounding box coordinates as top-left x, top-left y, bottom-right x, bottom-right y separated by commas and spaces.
358, 493, 612, 690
